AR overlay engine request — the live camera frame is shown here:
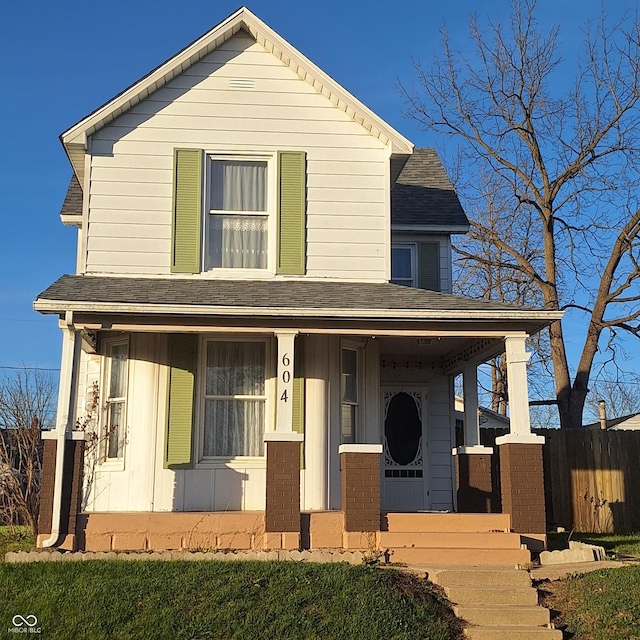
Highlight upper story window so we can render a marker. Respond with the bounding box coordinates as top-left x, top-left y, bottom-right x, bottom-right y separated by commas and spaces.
391, 245, 416, 287
391, 241, 440, 292
171, 148, 306, 277
205, 159, 269, 270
